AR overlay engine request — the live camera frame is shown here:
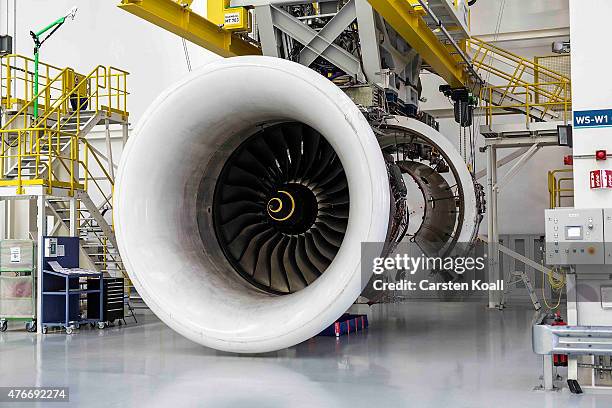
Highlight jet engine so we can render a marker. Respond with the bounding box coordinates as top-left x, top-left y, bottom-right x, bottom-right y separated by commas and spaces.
114, 57, 481, 353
